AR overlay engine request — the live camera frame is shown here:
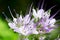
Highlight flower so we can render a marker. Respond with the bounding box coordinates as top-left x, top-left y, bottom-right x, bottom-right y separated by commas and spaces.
8, 14, 38, 36
8, 7, 56, 35
33, 9, 56, 33
8, 14, 30, 29
32, 7, 56, 33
